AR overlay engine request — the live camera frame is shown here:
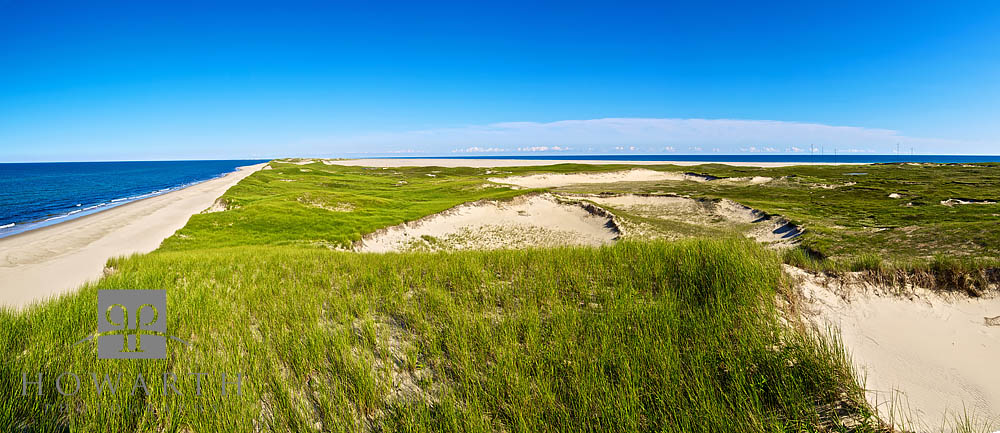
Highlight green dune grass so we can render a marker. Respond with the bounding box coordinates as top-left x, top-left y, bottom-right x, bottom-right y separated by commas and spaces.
160, 162, 529, 251
174, 160, 1000, 264
547, 162, 1000, 262
0, 240, 878, 432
